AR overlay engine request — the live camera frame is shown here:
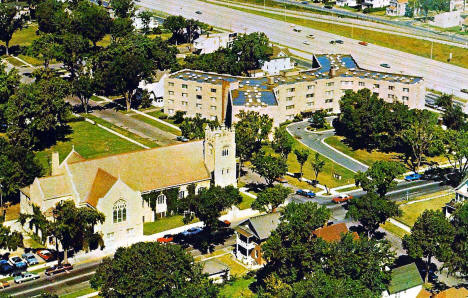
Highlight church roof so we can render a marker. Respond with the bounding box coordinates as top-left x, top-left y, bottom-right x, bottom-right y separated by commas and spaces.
84, 169, 118, 207
434, 287, 468, 298
36, 175, 73, 200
